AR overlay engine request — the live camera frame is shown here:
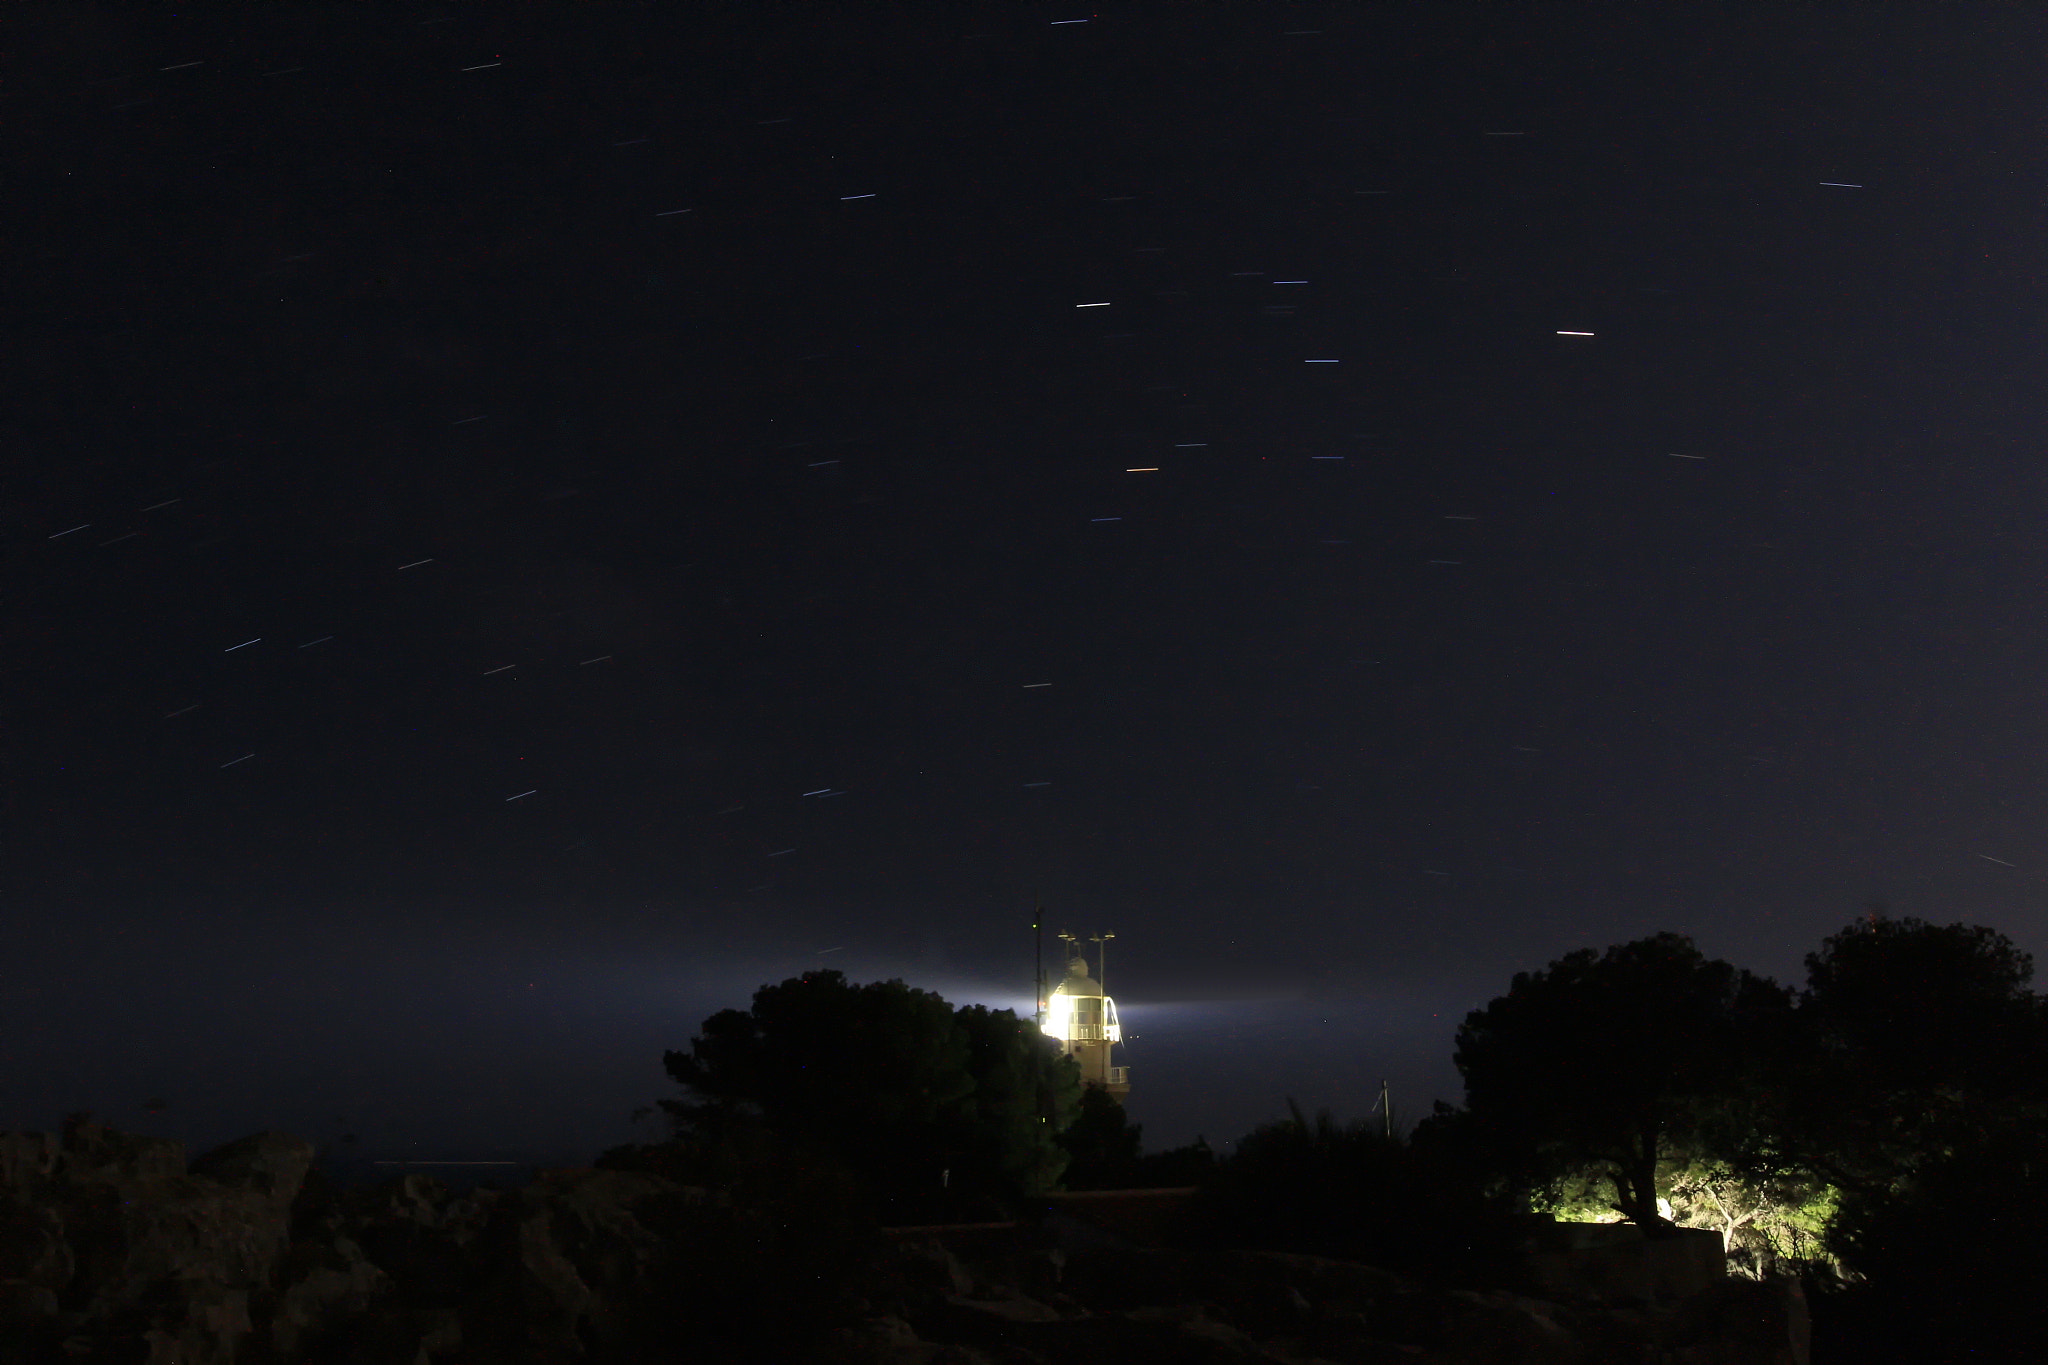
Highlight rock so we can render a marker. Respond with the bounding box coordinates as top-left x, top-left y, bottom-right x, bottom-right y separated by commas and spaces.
44, 1162, 294, 1365
378, 1171, 452, 1227
1019, 1244, 1064, 1301
943, 1291, 1068, 1324
0, 1278, 60, 1332
1663, 1275, 1810, 1365
187, 1131, 316, 1213
1063, 1310, 1288, 1363
524, 1167, 673, 1303
0, 1121, 721, 1365
1057, 1247, 1202, 1311
172, 1177, 297, 1281
1211, 1249, 1408, 1307
0, 1132, 61, 1201
0, 1197, 73, 1291
925, 1347, 1004, 1365
824, 1312, 933, 1365
891, 1236, 979, 1297
1143, 1309, 1271, 1360
1523, 1224, 1726, 1305
138, 1280, 254, 1365
1200, 1249, 1393, 1336
297, 1294, 457, 1365
1293, 1307, 1434, 1364
1434, 1288, 1583, 1364
57, 1113, 186, 1189
347, 1206, 478, 1310
506, 1196, 602, 1354
868, 1311, 925, 1347
1574, 1302, 1663, 1363
913, 1290, 1071, 1353
264, 1235, 395, 1359
416, 1305, 464, 1360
